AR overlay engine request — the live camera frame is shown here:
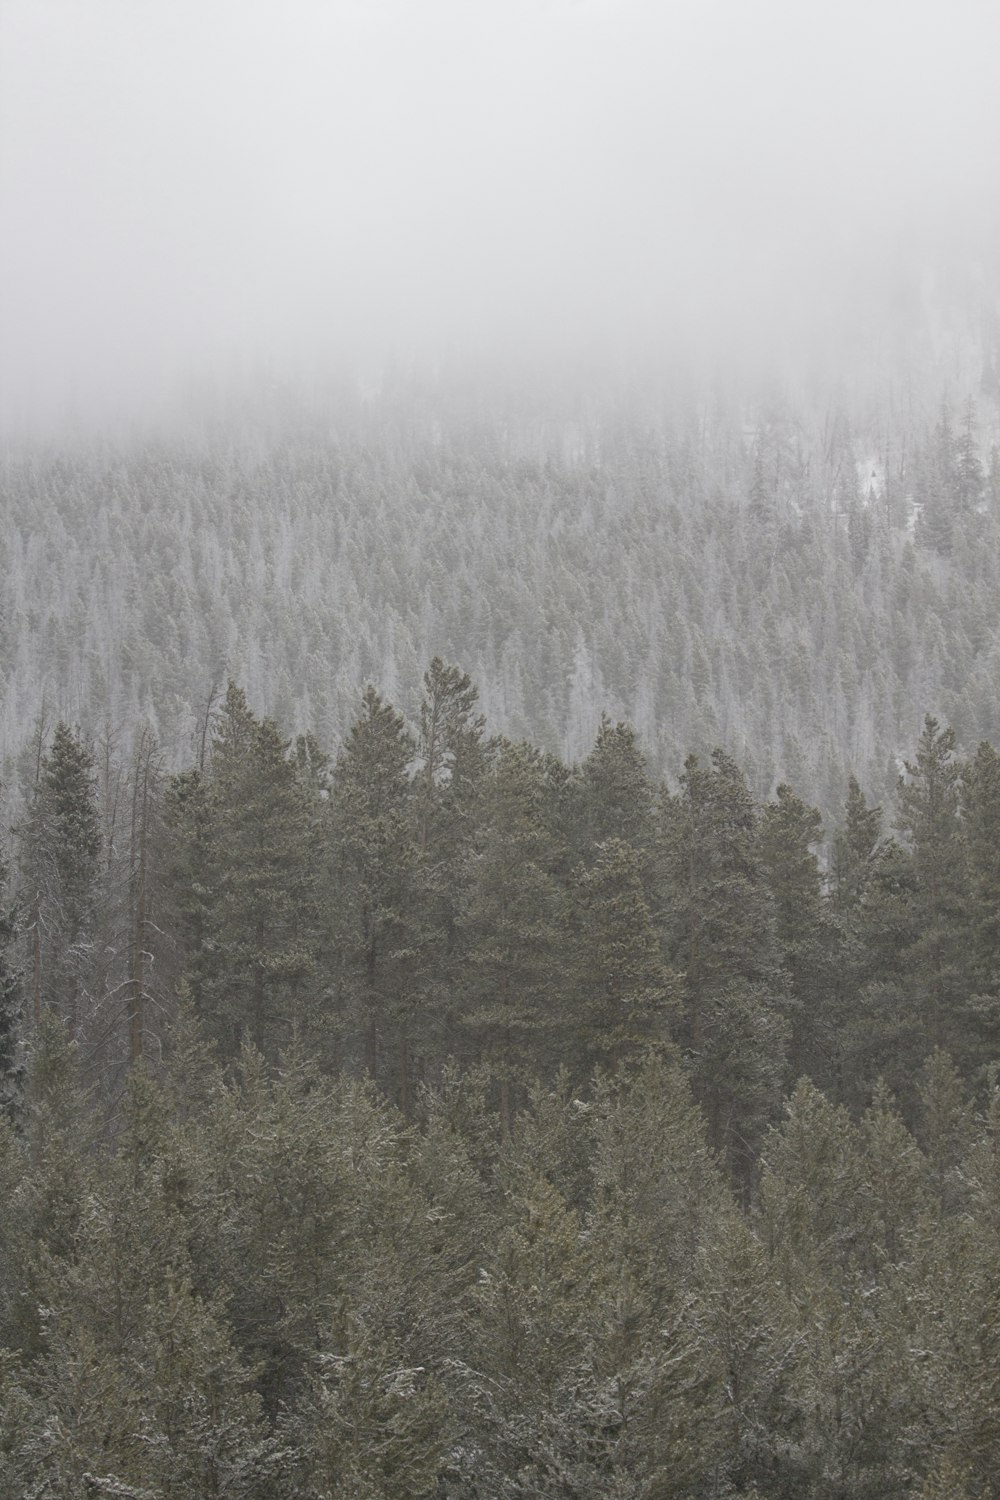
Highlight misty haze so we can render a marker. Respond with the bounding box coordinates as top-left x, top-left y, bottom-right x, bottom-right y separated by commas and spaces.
2, 2, 1000, 1496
